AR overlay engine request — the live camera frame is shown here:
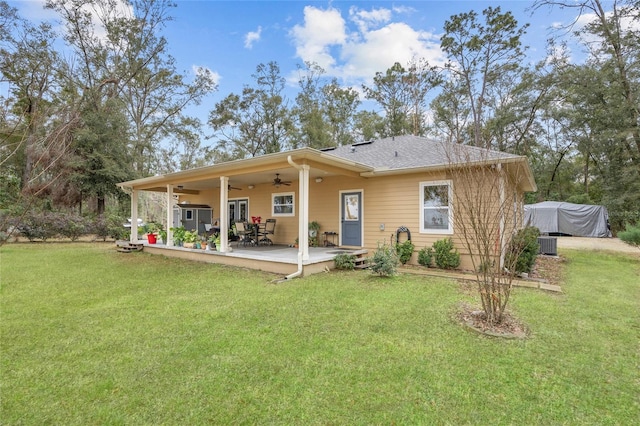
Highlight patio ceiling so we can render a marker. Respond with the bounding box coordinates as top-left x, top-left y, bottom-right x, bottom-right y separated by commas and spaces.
170, 167, 330, 193
118, 148, 374, 194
